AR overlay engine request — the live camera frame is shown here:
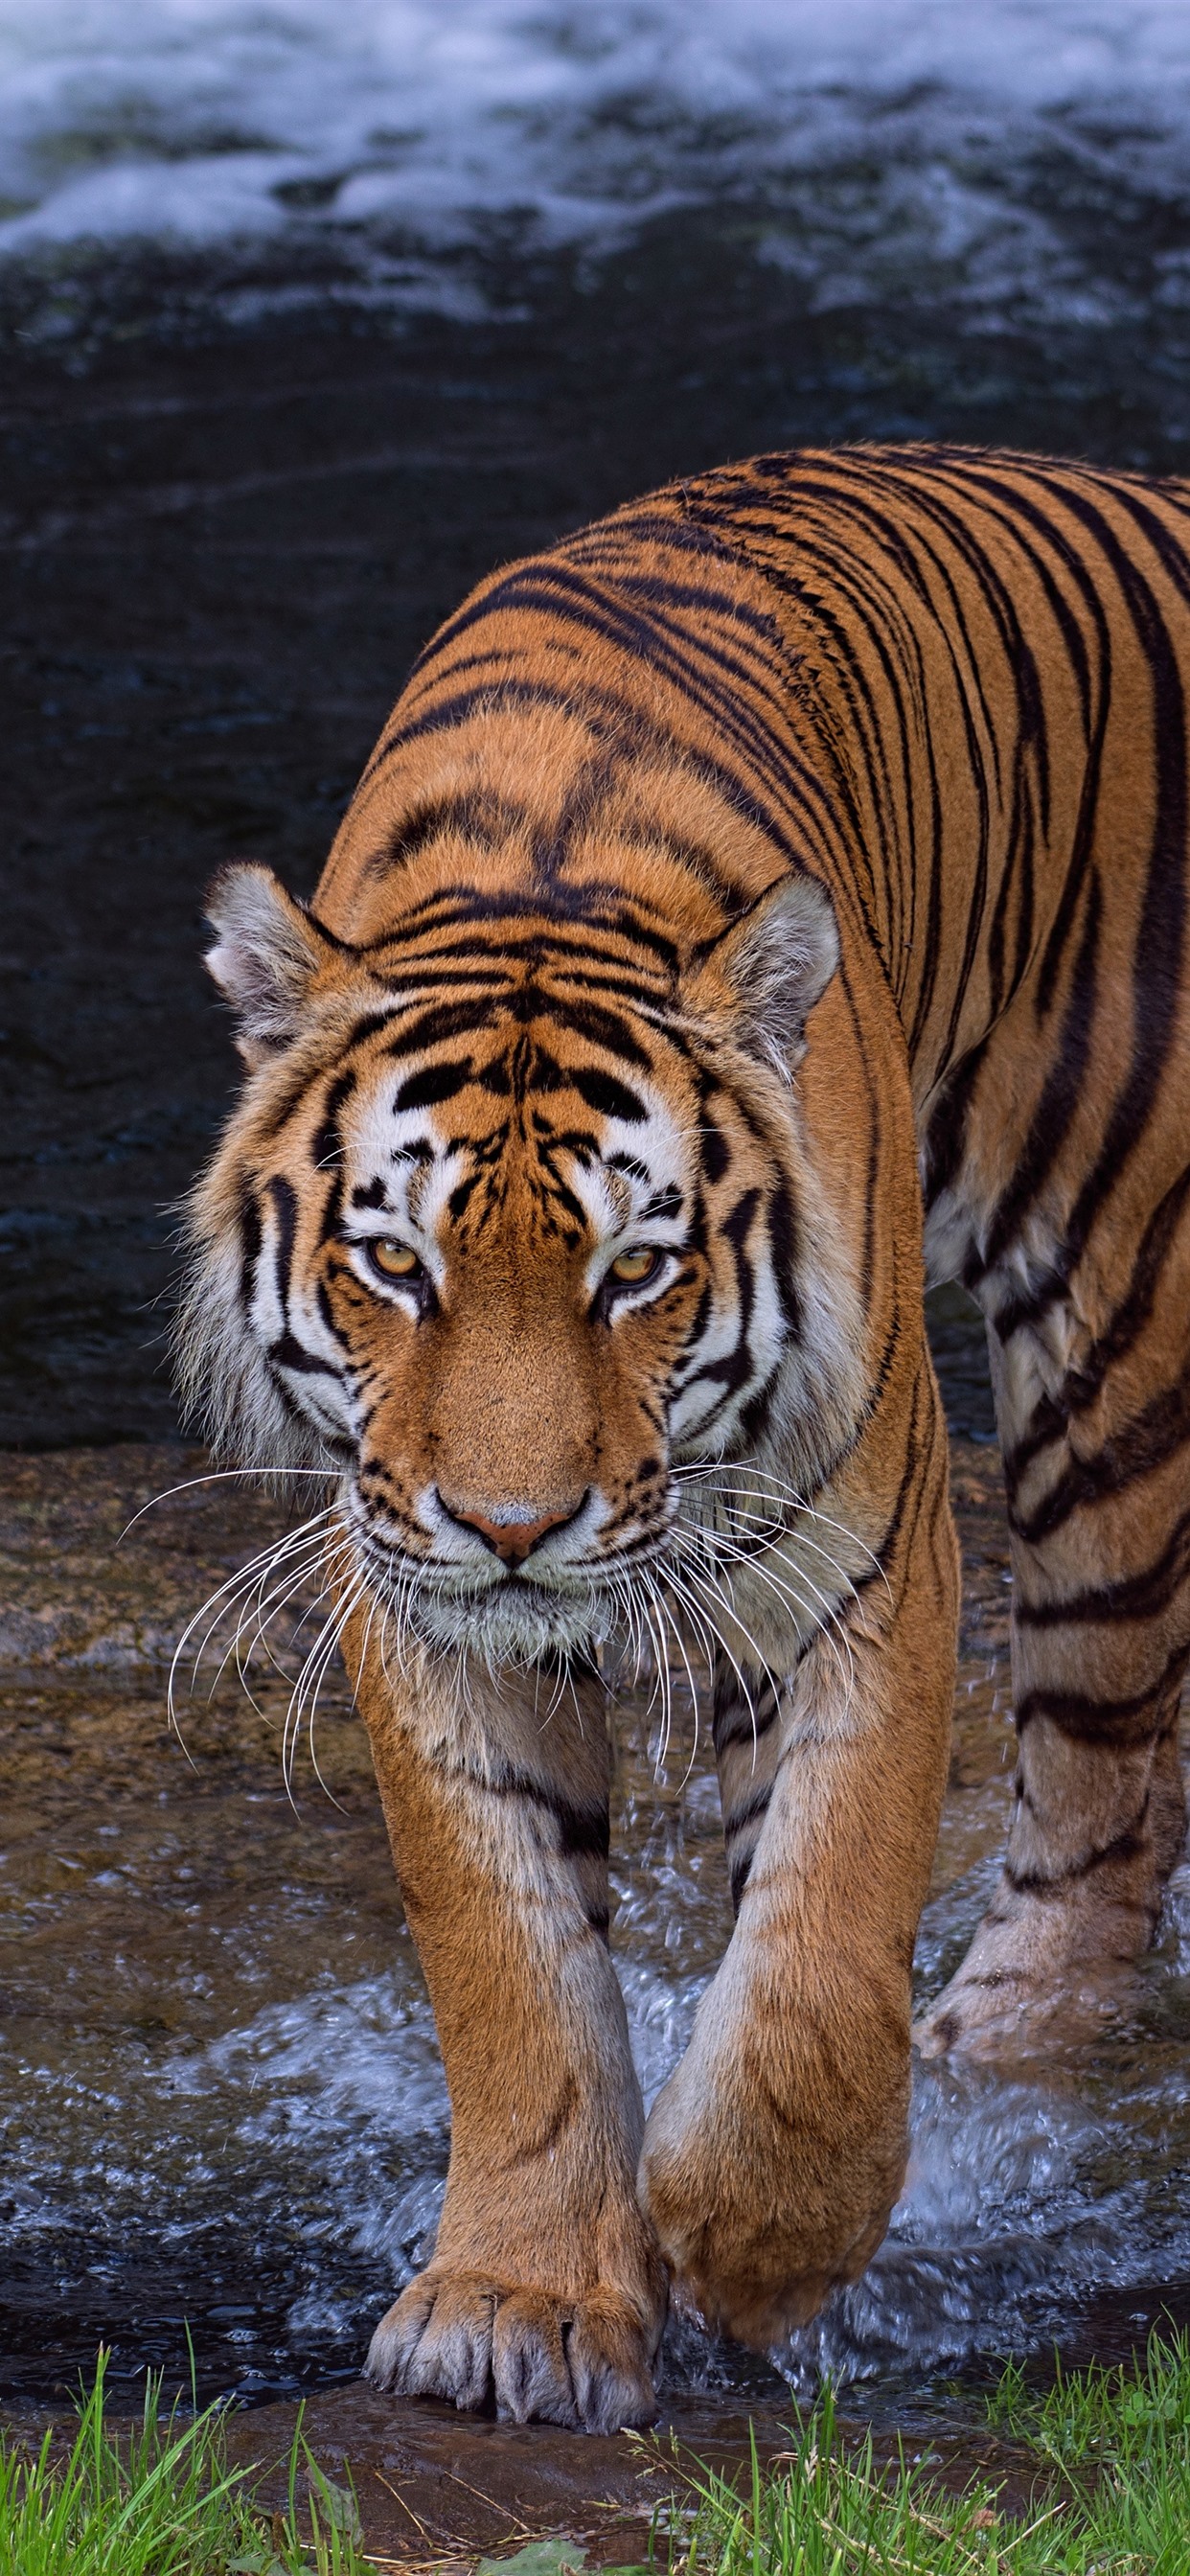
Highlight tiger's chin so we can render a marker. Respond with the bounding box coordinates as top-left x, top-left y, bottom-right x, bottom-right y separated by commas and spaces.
406, 1575, 615, 1668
